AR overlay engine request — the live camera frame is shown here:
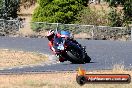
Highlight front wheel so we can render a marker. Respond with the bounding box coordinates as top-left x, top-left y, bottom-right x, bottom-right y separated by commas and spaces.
67, 51, 85, 64
84, 54, 91, 63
